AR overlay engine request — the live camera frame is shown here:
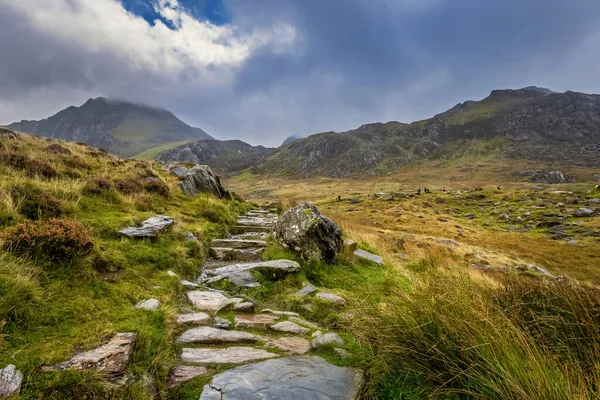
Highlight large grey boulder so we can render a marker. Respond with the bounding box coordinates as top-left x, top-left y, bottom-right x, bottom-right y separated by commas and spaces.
0, 364, 22, 398
574, 208, 594, 217
179, 165, 231, 199
199, 356, 363, 400
43, 333, 136, 374
119, 216, 174, 238
273, 202, 343, 264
